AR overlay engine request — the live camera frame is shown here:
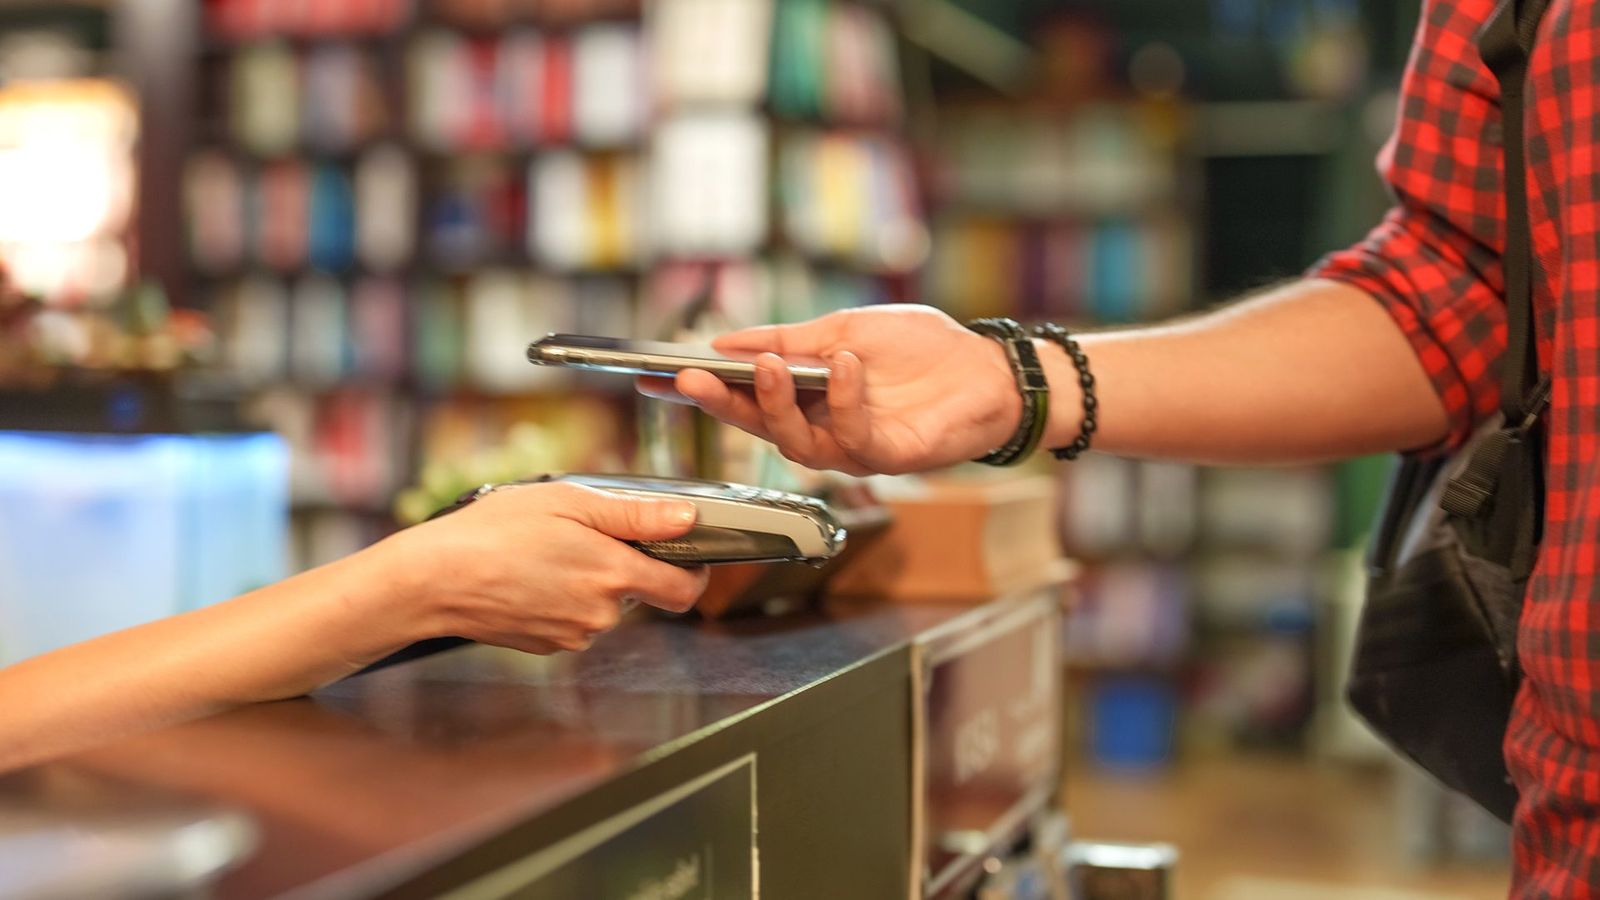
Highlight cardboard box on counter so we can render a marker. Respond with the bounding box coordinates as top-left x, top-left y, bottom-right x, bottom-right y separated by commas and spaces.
824, 475, 1073, 604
